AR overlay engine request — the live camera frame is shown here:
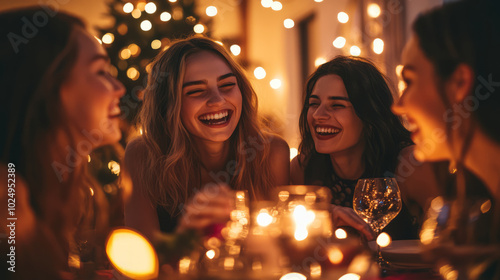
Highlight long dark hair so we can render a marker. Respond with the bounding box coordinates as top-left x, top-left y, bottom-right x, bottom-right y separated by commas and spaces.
413, 0, 500, 144
298, 56, 412, 178
0, 7, 89, 277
